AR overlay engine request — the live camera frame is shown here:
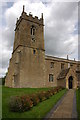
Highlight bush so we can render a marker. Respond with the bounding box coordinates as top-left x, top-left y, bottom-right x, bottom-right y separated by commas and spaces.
50, 86, 63, 95
37, 92, 46, 102
9, 96, 23, 112
47, 90, 53, 96
9, 95, 33, 112
54, 87, 60, 92
56, 86, 63, 91
30, 94, 40, 106
20, 95, 33, 111
2, 77, 5, 85
50, 89, 57, 95
2, 72, 8, 85
9, 86, 63, 112
44, 91, 51, 99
